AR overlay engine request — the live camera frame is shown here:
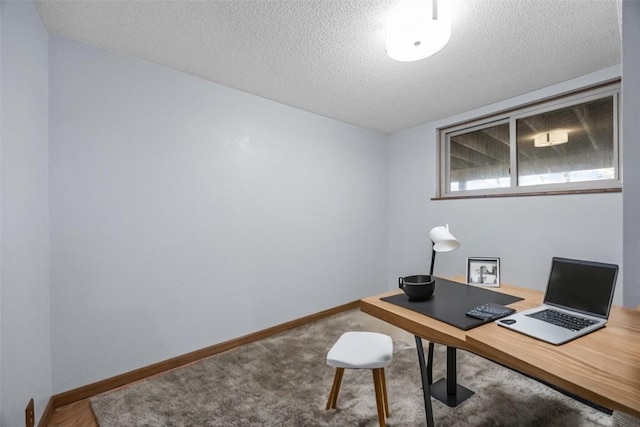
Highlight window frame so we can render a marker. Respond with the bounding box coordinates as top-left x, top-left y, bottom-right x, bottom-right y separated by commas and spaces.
437, 82, 621, 199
